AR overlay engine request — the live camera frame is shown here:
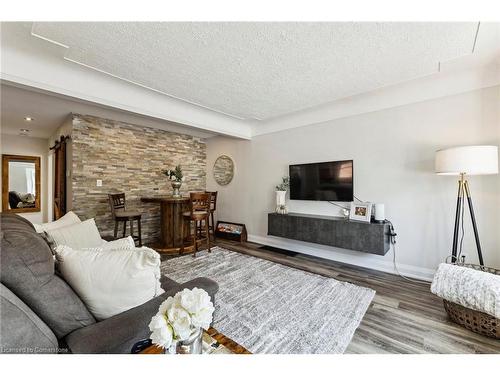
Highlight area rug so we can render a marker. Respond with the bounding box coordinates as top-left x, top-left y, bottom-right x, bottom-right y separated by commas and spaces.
161, 247, 375, 354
